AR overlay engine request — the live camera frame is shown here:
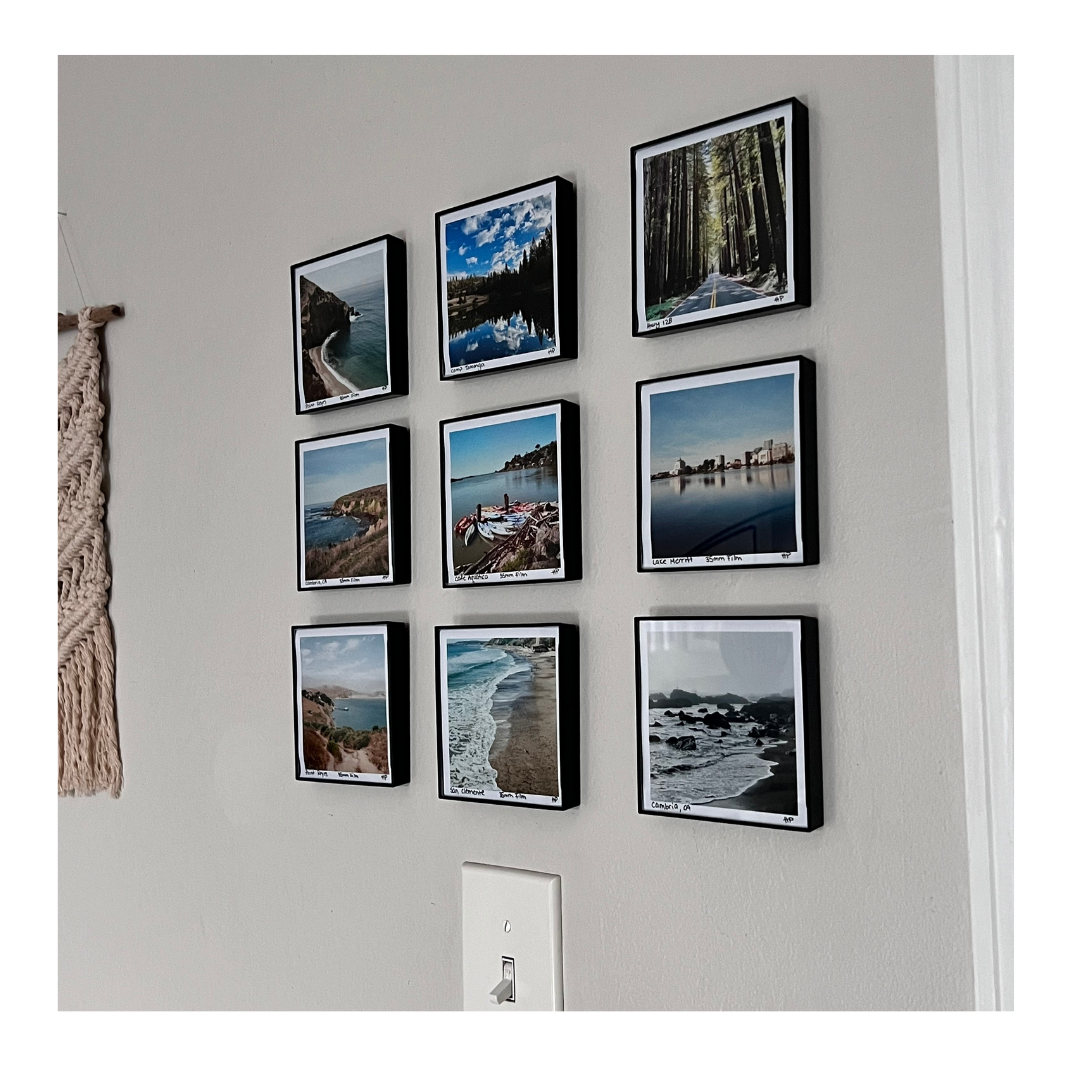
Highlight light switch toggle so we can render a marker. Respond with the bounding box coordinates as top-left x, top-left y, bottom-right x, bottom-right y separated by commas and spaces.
489, 957, 515, 1004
